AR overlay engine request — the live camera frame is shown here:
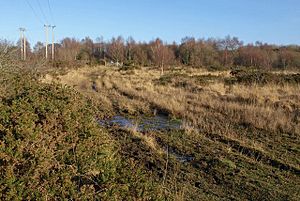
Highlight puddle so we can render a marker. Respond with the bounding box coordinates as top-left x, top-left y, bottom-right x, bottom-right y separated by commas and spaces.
166, 147, 195, 163
172, 153, 195, 163
99, 114, 181, 132
99, 114, 194, 163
